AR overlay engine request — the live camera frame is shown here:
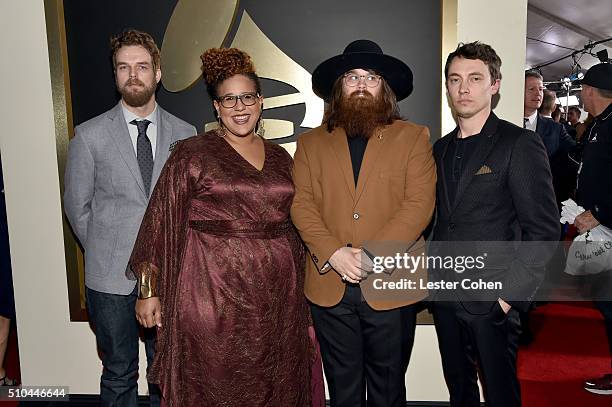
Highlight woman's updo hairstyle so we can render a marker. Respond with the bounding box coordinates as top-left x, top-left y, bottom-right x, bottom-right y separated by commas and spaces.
200, 47, 262, 101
